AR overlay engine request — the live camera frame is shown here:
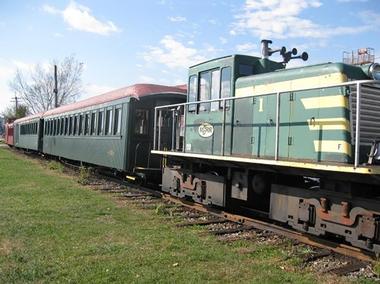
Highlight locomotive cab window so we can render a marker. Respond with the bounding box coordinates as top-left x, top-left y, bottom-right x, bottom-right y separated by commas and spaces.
135, 109, 149, 135
210, 69, 221, 111
188, 75, 197, 112
199, 71, 211, 112
239, 64, 254, 76
194, 68, 224, 113
220, 67, 232, 108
